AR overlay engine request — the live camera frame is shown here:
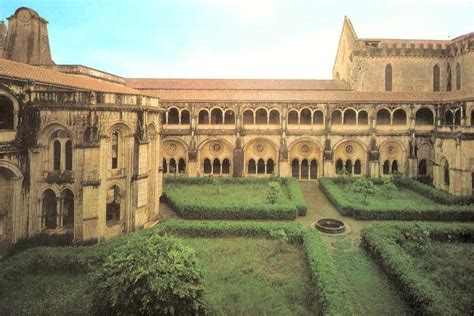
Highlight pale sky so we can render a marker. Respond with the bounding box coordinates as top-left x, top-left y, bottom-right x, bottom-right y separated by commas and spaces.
2, 0, 473, 79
